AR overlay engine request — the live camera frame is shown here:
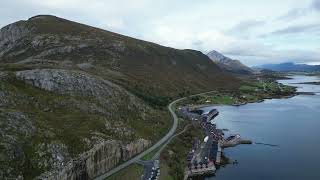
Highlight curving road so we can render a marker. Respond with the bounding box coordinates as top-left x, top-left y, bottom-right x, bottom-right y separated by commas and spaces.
152, 123, 192, 160
94, 91, 215, 180
94, 97, 184, 180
